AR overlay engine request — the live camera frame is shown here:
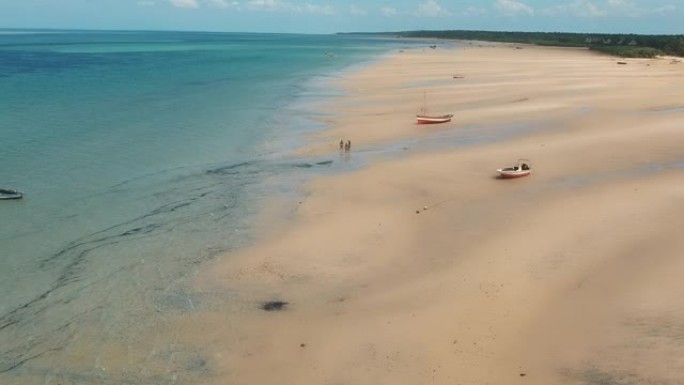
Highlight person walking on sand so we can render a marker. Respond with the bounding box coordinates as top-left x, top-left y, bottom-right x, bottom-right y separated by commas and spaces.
339, 139, 344, 150
346, 140, 351, 152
